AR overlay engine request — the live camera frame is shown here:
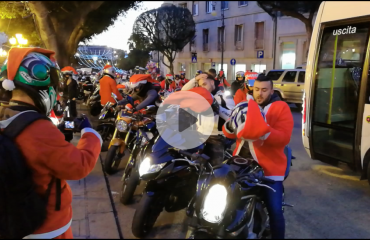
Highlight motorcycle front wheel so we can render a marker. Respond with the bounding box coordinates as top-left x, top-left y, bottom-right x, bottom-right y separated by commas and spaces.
119, 167, 139, 205
132, 192, 163, 238
104, 145, 122, 175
